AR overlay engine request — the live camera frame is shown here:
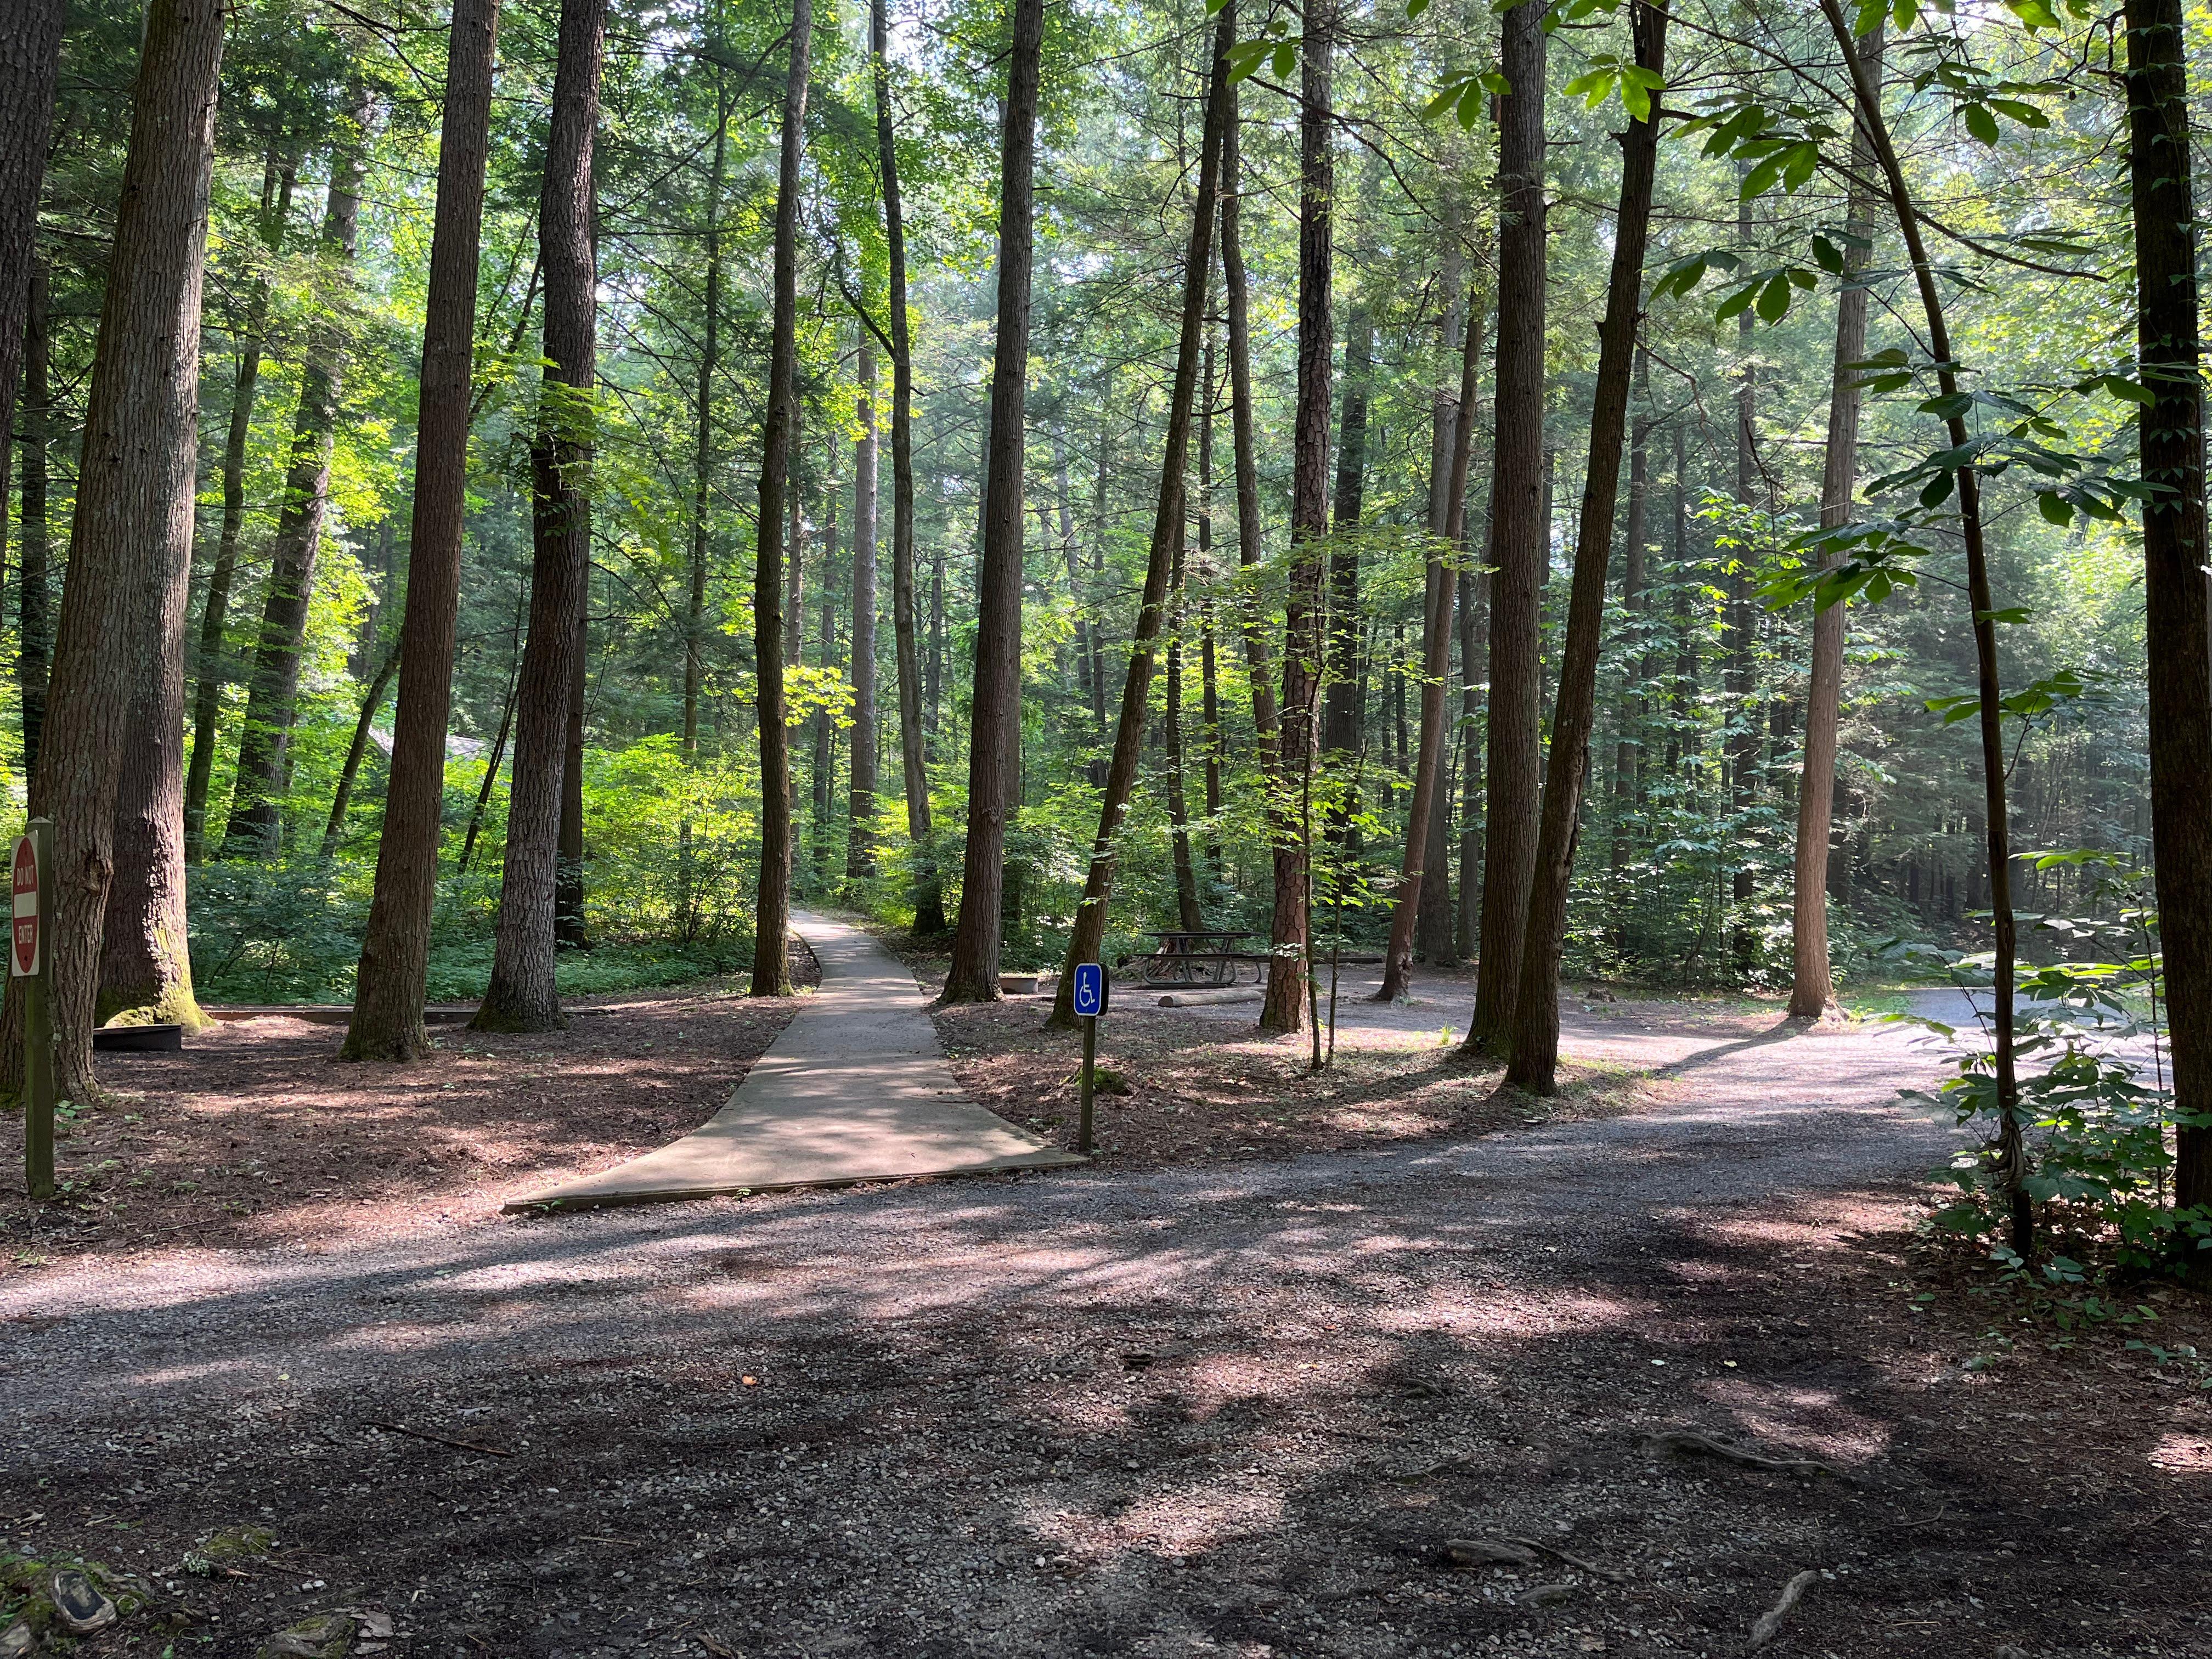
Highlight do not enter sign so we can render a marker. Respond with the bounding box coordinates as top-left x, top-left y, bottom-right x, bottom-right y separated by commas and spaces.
12, 834, 39, 978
